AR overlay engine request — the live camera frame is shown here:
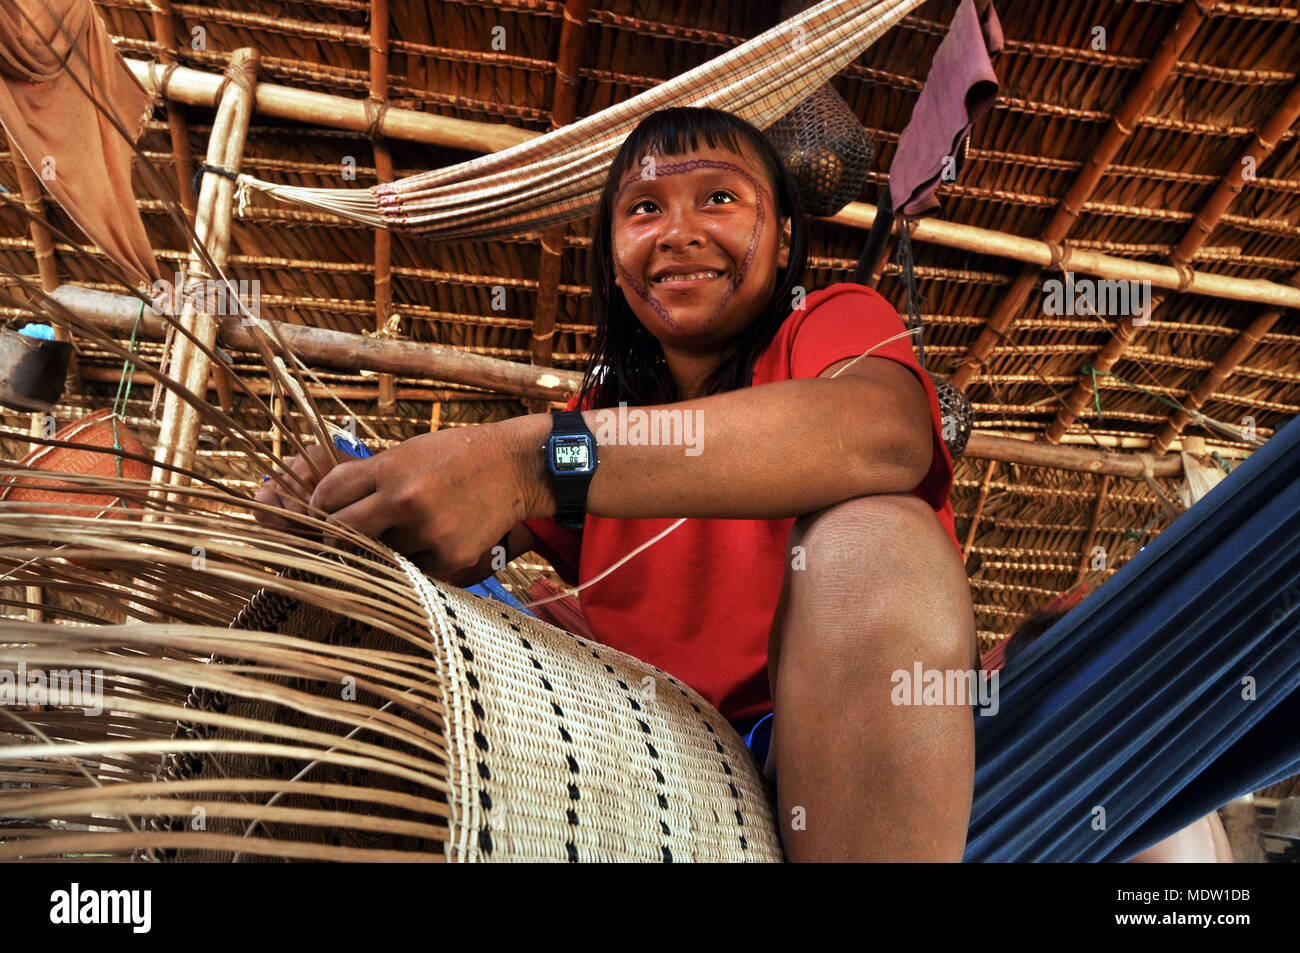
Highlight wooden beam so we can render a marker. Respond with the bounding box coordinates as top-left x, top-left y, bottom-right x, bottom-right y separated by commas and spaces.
48, 285, 581, 401
1152, 269, 1300, 452
948, 0, 1211, 392
963, 432, 1183, 479
828, 201, 1300, 311
1045, 74, 1300, 444
126, 57, 536, 154
79, 366, 513, 403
